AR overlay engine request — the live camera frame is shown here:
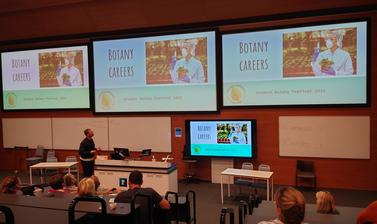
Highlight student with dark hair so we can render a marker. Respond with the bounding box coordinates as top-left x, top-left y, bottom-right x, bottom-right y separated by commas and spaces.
115, 170, 170, 224
47, 174, 65, 195
258, 186, 306, 224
